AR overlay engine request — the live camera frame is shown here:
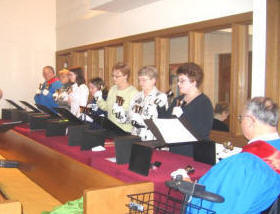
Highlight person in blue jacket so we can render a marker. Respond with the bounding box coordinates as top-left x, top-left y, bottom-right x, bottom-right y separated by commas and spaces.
34, 66, 62, 111
188, 97, 280, 214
